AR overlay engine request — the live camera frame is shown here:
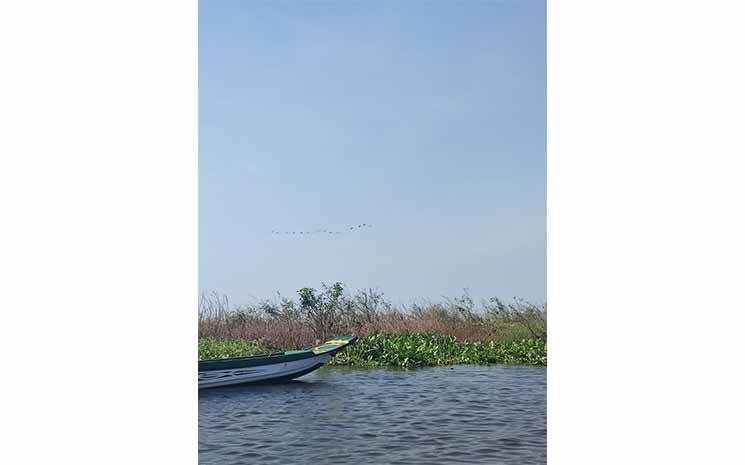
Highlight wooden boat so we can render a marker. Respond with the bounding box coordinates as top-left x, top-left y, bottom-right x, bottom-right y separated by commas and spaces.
198, 335, 358, 389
